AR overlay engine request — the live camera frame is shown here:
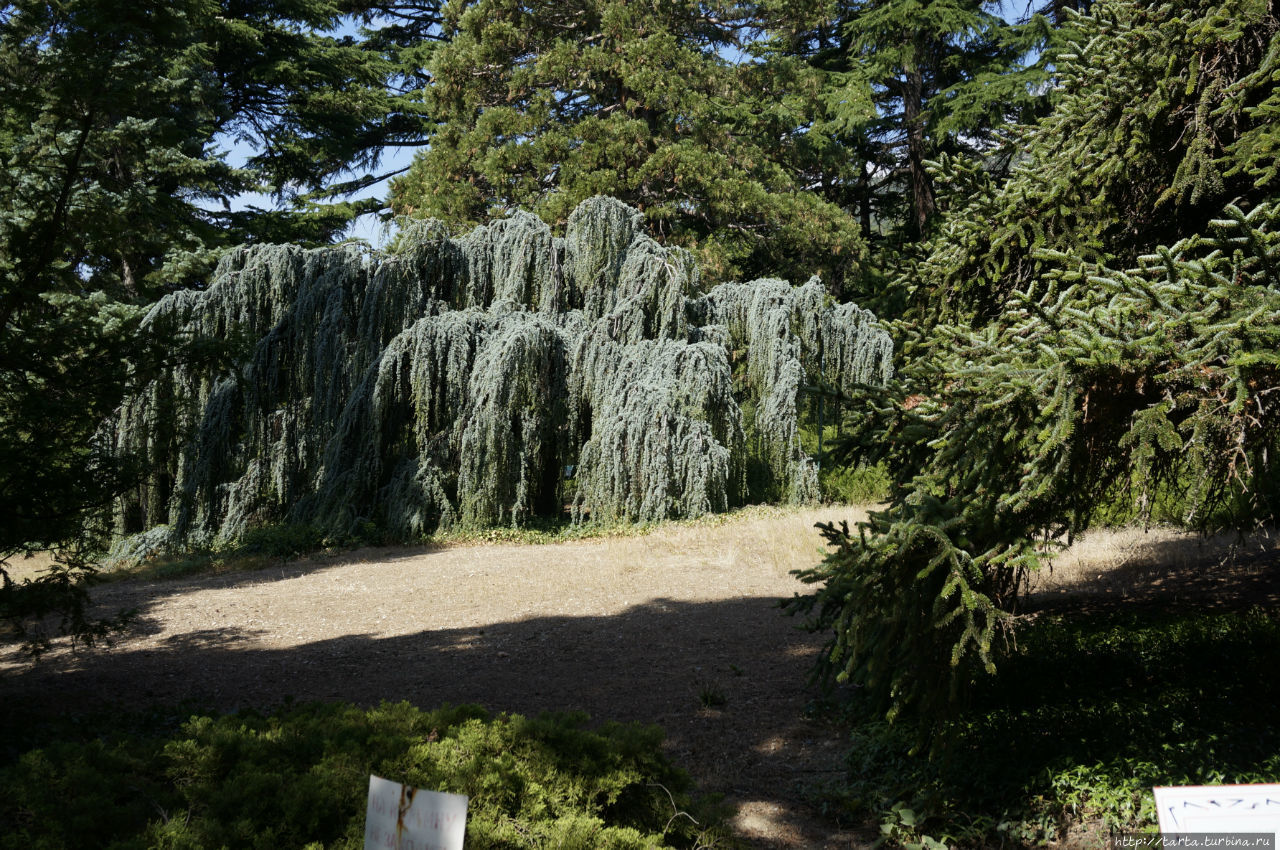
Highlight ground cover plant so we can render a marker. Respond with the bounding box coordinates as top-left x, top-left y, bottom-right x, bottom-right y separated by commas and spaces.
0, 701, 728, 850
819, 607, 1280, 846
